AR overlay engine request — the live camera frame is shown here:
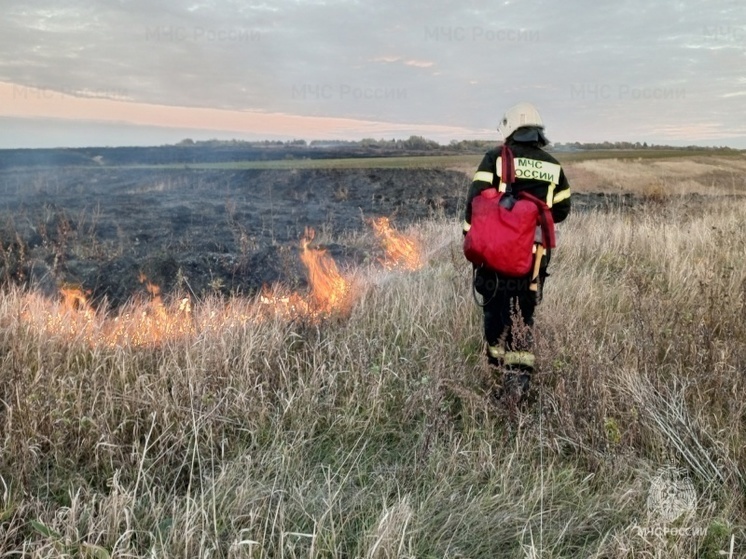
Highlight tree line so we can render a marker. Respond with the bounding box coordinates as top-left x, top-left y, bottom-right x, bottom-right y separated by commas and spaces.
177, 136, 740, 153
